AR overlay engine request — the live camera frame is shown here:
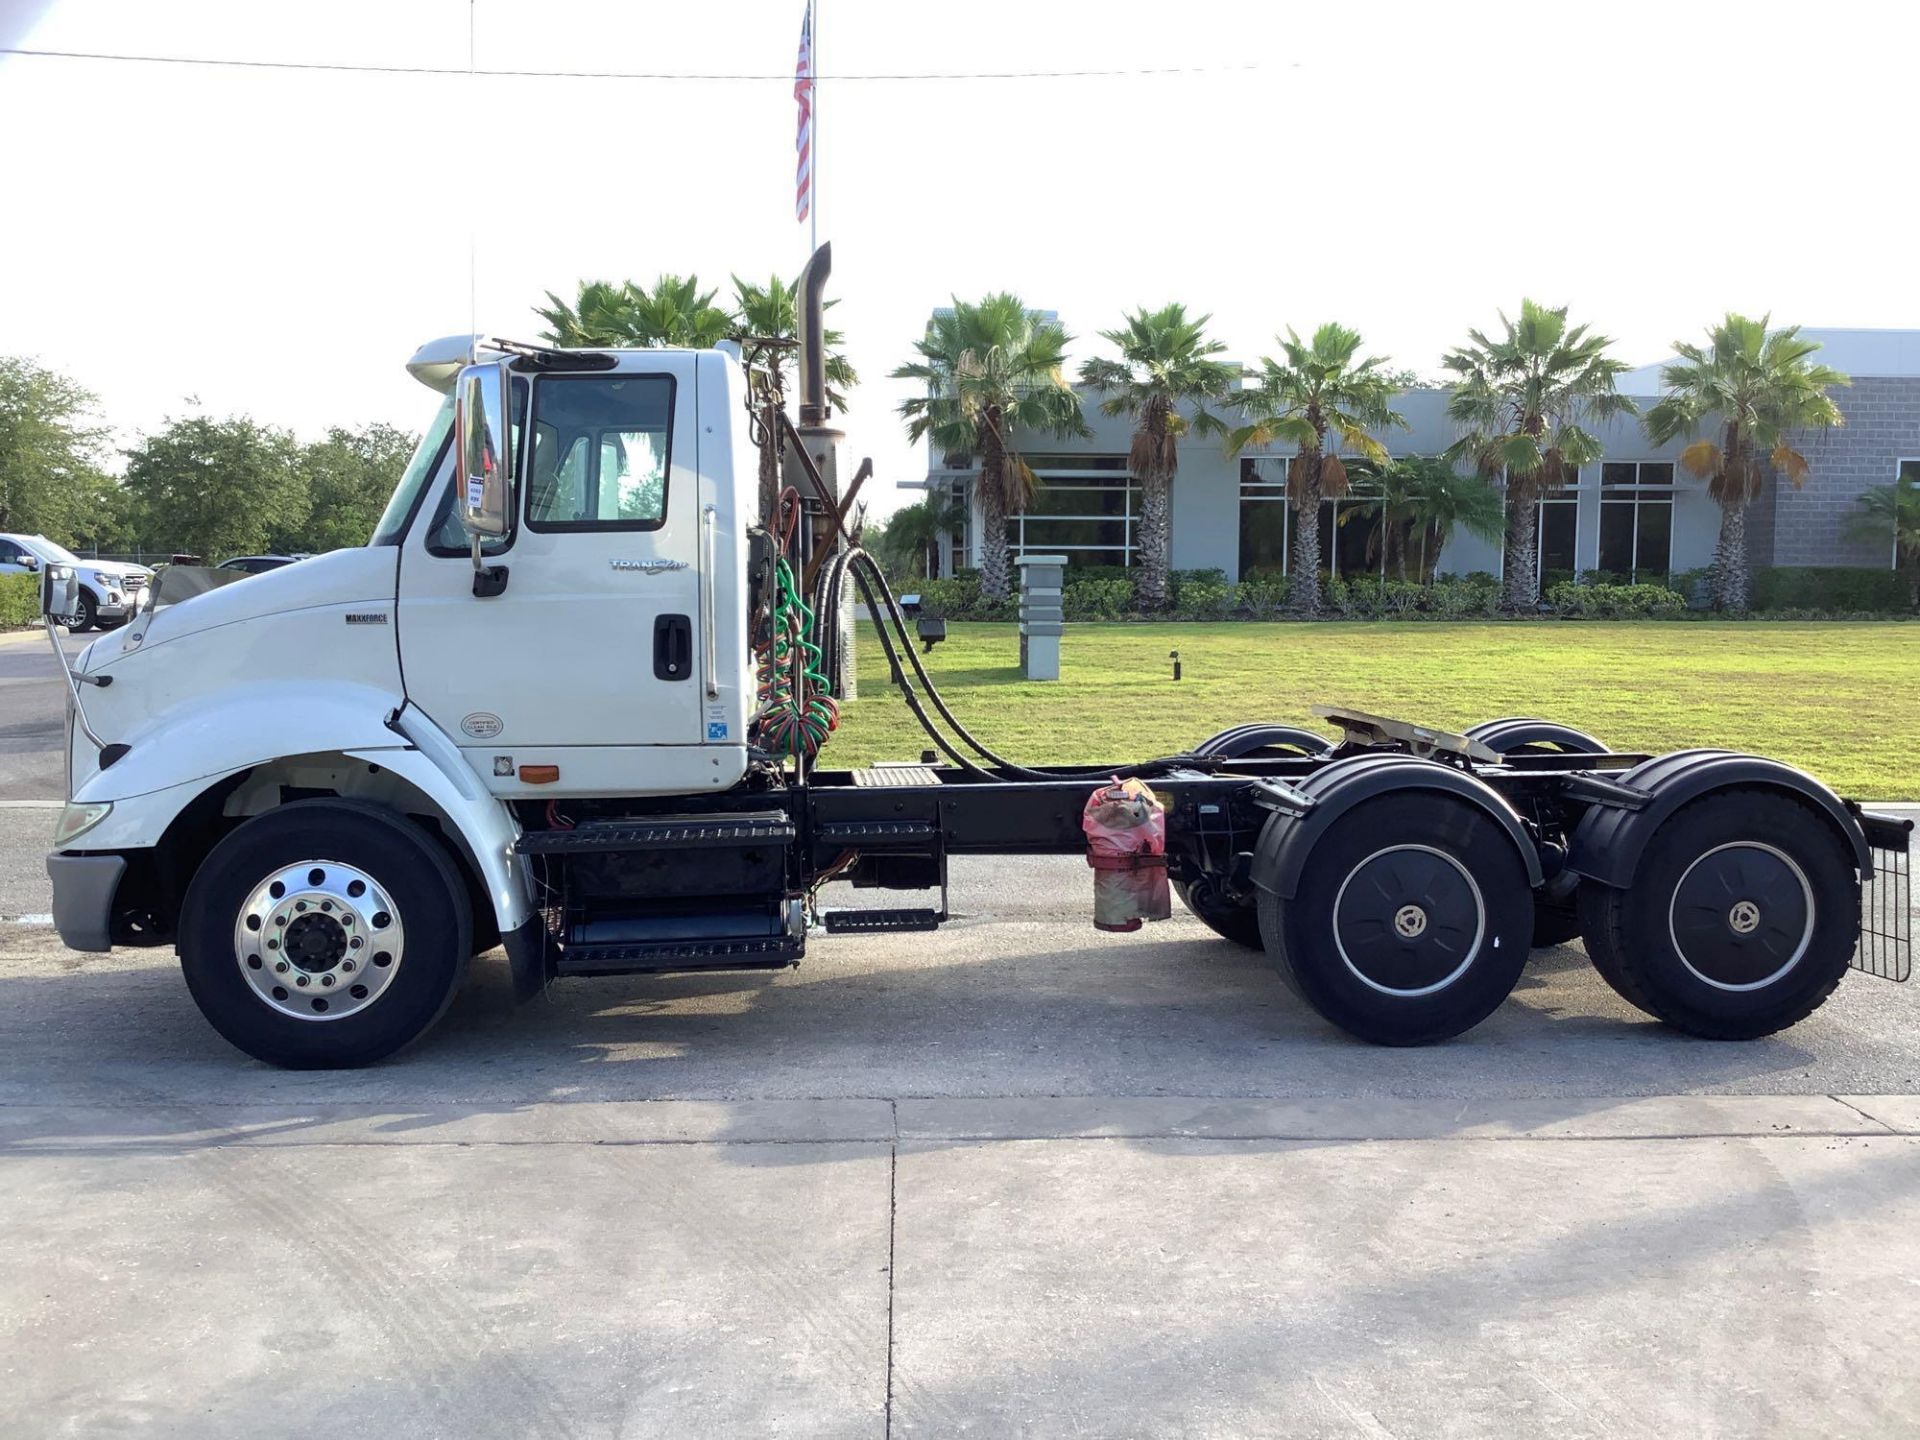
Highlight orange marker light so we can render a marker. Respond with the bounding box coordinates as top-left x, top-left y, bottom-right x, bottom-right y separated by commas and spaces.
518, 765, 560, 785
